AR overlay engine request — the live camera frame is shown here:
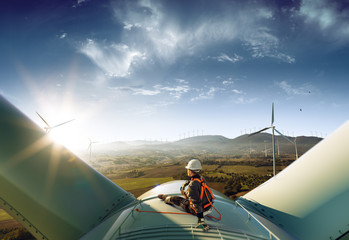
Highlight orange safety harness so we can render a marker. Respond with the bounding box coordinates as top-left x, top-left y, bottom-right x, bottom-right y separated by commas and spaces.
190, 177, 214, 210
136, 178, 221, 221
